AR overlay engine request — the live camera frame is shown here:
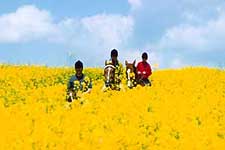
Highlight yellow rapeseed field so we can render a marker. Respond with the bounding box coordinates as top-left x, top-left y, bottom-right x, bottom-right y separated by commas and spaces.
0, 64, 224, 150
